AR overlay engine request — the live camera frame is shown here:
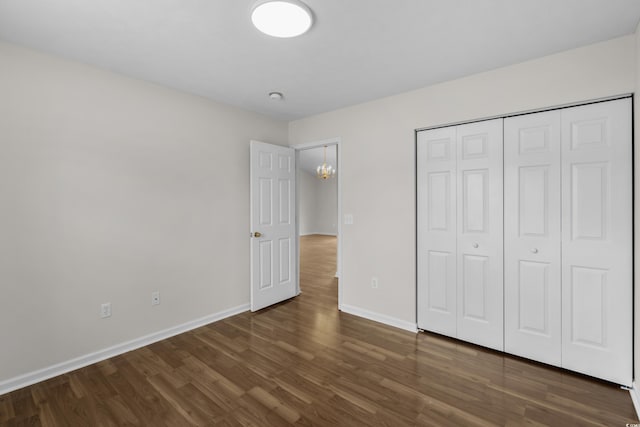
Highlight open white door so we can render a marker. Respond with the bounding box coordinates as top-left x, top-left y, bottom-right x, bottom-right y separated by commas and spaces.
250, 140, 298, 311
